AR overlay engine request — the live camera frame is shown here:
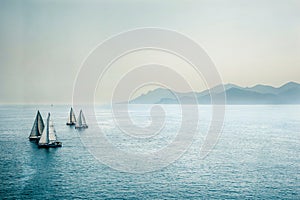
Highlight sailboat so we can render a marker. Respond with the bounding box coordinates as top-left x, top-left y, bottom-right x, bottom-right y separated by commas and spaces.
66, 107, 76, 125
29, 110, 44, 141
38, 113, 62, 148
75, 110, 88, 129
